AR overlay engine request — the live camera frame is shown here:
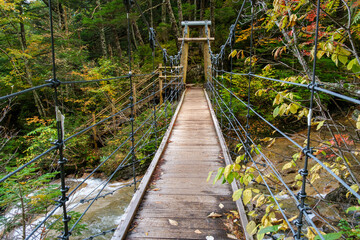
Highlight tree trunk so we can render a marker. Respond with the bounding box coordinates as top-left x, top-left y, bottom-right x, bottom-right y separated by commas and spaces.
96, 0, 108, 58
58, 2, 66, 30
200, 0, 205, 20
149, 0, 154, 27
131, 22, 138, 49
194, 0, 197, 21
132, 19, 144, 45
19, 4, 46, 118
63, 5, 69, 35
165, 0, 180, 49
161, 0, 167, 23
177, 0, 183, 29
113, 27, 122, 57
210, 0, 215, 36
